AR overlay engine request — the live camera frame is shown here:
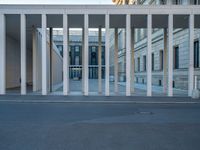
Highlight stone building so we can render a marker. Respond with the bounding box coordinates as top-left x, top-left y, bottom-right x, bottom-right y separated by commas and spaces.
53, 29, 105, 79
109, 0, 200, 93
